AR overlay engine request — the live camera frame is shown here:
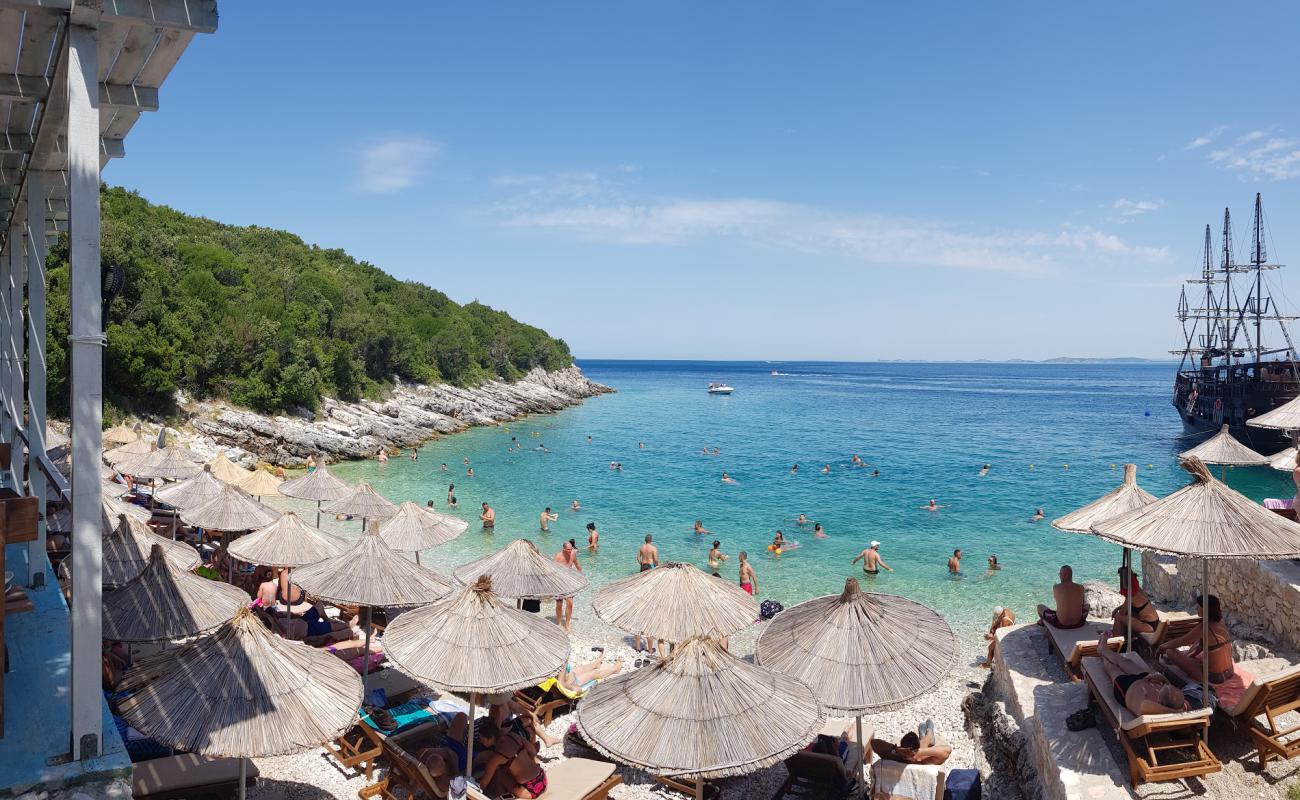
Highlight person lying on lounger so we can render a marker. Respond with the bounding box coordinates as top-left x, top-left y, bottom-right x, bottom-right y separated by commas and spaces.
1095, 634, 1189, 716
870, 720, 952, 766
415, 712, 471, 797
1111, 565, 1160, 637
1036, 565, 1086, 629
556, 653, 624, 695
